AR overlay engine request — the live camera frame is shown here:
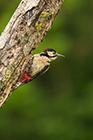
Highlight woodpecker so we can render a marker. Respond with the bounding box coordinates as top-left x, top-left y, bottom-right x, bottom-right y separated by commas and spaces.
15, 48, 64, 89
31, 48, 64, 79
